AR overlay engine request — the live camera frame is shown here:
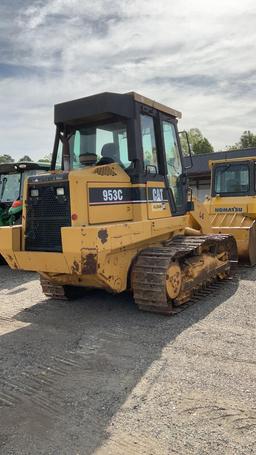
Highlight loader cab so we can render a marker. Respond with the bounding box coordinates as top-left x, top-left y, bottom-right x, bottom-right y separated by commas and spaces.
51, 92, 188, 216
211, 159, 256, 197
207, 157, 256, 218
